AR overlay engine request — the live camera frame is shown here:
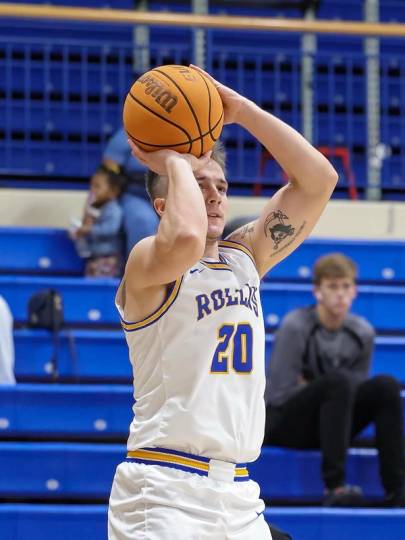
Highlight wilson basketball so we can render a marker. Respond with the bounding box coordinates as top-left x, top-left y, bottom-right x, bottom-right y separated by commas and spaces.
123, 65, 224, 157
